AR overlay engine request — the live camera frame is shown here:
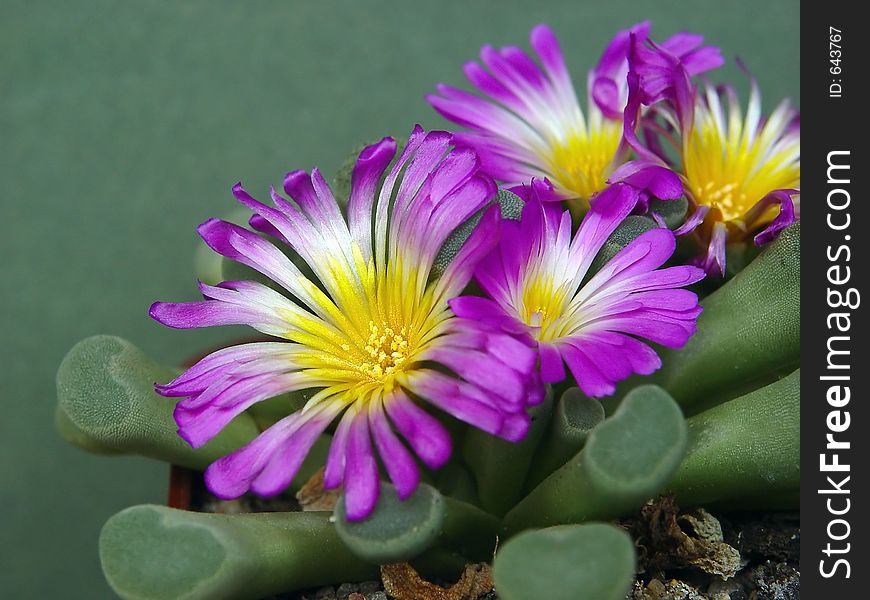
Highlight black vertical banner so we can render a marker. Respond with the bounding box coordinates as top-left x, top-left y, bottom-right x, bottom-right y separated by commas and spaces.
802, 1, 868, 596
